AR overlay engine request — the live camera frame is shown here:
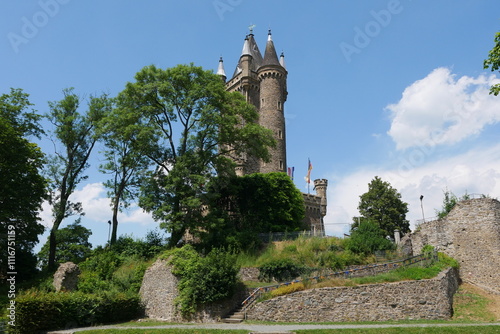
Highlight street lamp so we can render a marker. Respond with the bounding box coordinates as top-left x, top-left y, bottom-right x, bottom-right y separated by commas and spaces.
420, 195, 425, 223
107, 220, 112, 245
